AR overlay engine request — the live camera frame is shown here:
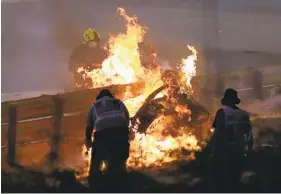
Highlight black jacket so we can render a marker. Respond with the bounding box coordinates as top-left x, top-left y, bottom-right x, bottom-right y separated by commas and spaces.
69, 43, 106, 72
